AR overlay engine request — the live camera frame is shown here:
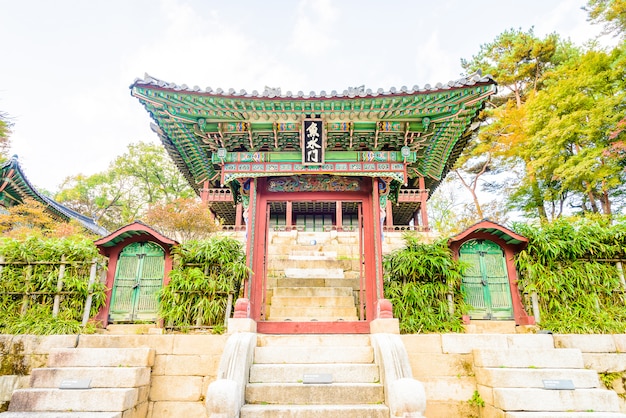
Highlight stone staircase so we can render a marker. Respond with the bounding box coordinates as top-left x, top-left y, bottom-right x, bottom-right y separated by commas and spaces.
240, 334, 388, 417
475, 345, 626, 417
1, 347, 154, 418
265, 230, 361, 322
